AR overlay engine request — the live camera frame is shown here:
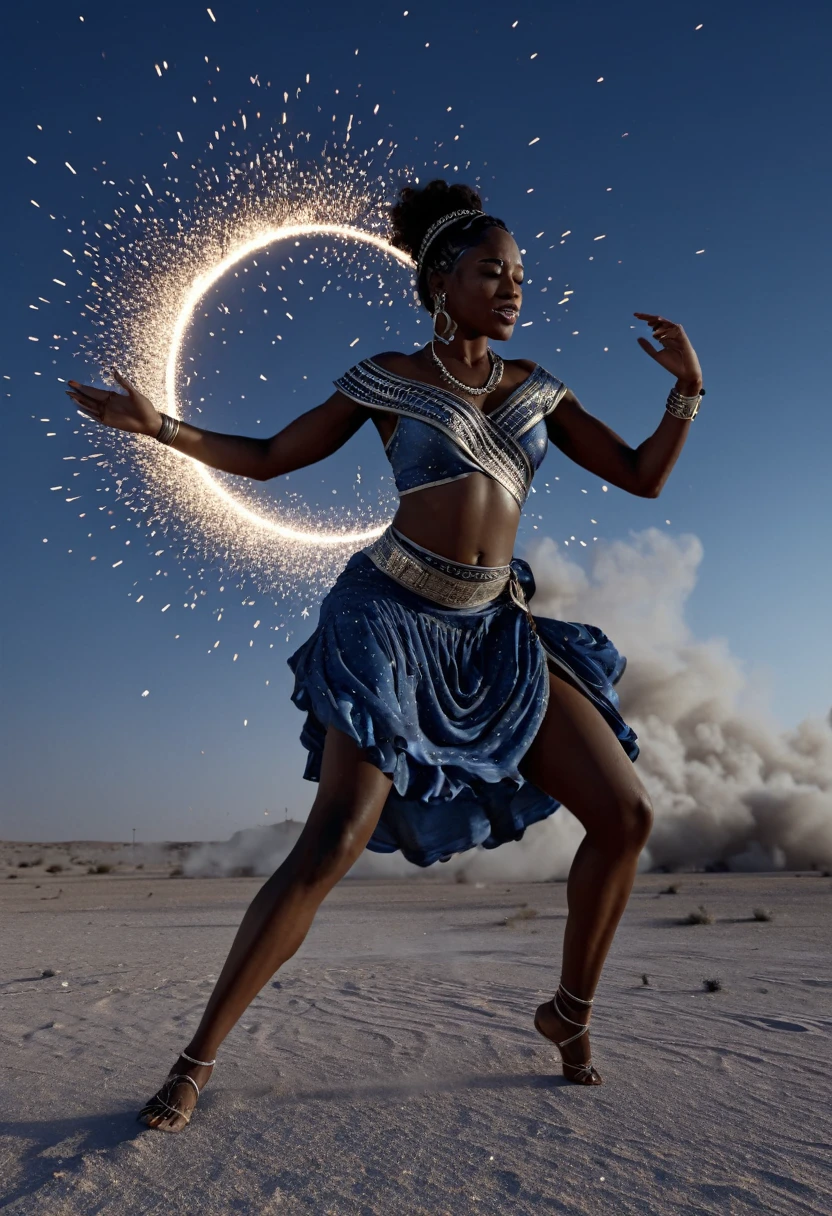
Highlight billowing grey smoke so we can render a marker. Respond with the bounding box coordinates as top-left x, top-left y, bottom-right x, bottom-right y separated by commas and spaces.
186, 527, 832, 881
